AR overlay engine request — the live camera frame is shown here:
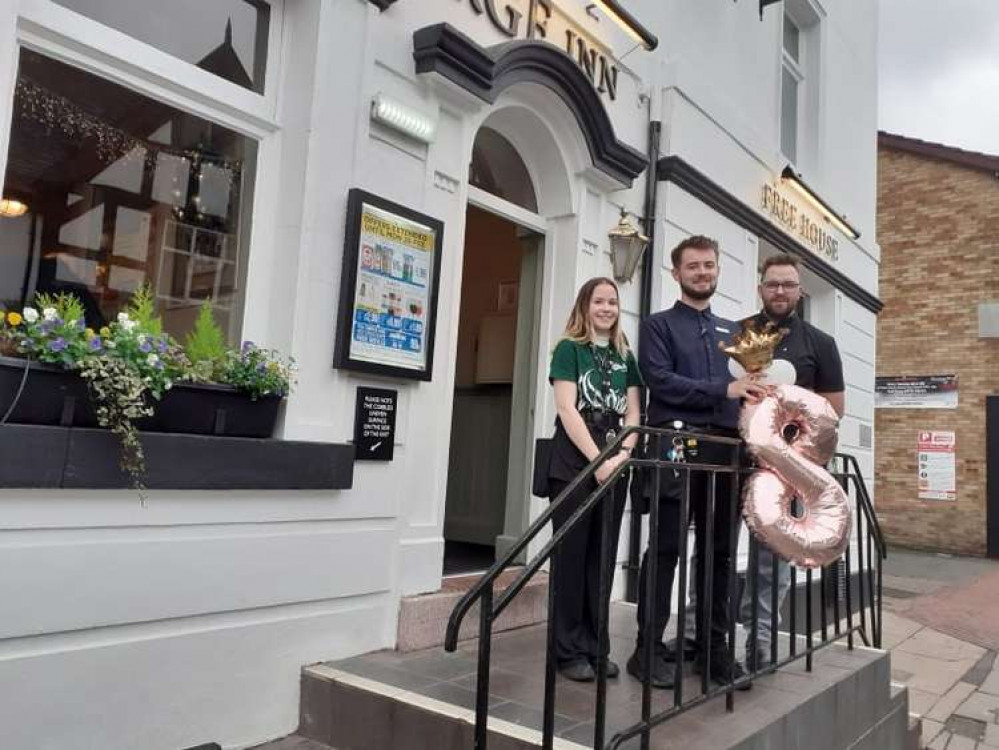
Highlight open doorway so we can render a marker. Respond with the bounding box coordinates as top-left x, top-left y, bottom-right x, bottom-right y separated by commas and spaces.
442, 203, 542, 575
